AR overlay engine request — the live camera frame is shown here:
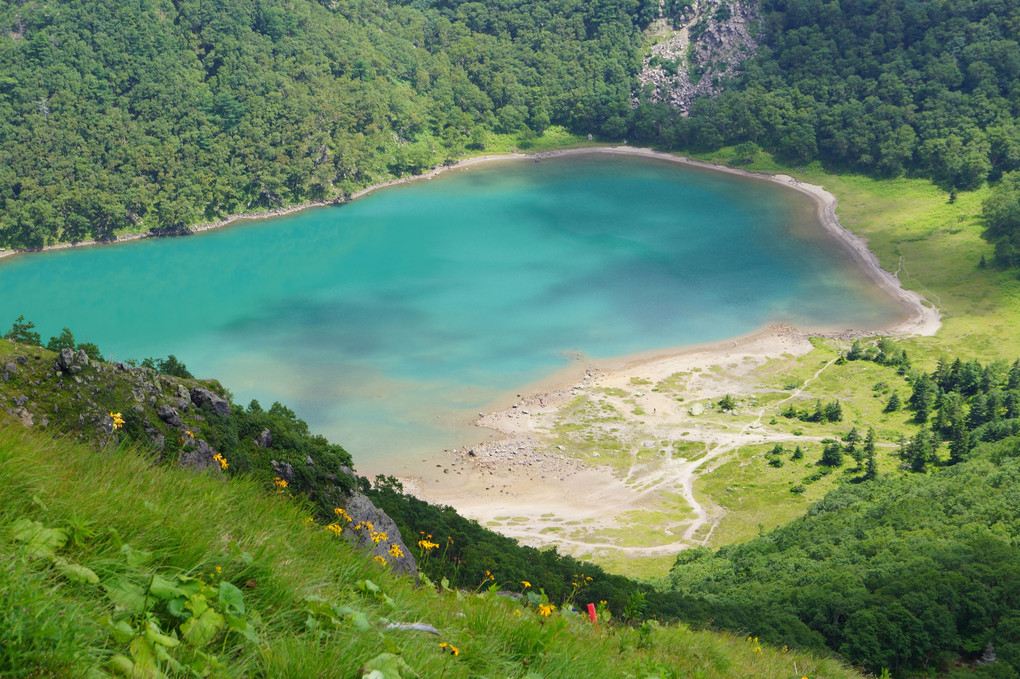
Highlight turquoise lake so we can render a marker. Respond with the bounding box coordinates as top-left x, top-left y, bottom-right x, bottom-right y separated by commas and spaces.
0, 153, 904, 471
